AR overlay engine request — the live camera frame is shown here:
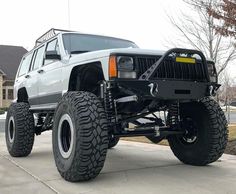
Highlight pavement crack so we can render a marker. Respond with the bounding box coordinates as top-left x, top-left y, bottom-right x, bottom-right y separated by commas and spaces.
101, 163, 183, 175
1, 154, 59, 194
